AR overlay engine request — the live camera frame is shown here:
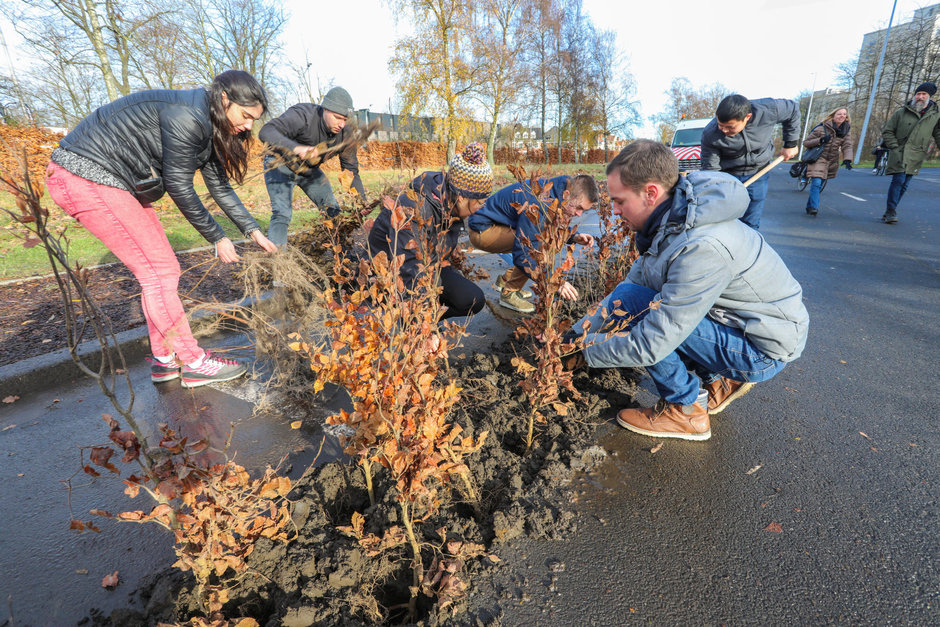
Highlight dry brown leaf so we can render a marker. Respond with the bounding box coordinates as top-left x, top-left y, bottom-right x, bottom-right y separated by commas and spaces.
2, 395, 19, 404
649, 442, 663, 454
764, 522, 783, 533
101, 570, 119, 588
